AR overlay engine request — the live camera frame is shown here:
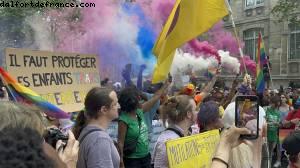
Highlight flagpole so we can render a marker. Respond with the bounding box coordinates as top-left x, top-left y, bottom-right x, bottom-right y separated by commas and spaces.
266, 55, 275, 90
225, 0, 248, 75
